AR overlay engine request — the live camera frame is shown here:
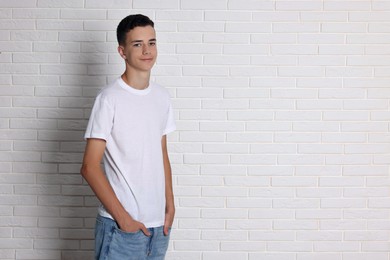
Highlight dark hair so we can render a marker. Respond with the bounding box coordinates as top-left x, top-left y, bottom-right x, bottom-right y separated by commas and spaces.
116, 14, 154, 46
